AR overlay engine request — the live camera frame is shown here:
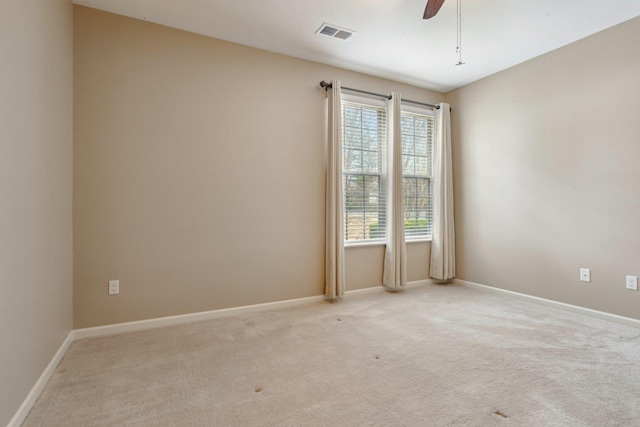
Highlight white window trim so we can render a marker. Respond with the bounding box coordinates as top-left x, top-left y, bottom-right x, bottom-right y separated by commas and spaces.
406, 236, 432, 243
344, 239, 387, 248
341, 92, 388, 108
401, 104, 435, 240
401, 103, 435, 117
340, 94, 436, 245
341, 93, 388, 244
